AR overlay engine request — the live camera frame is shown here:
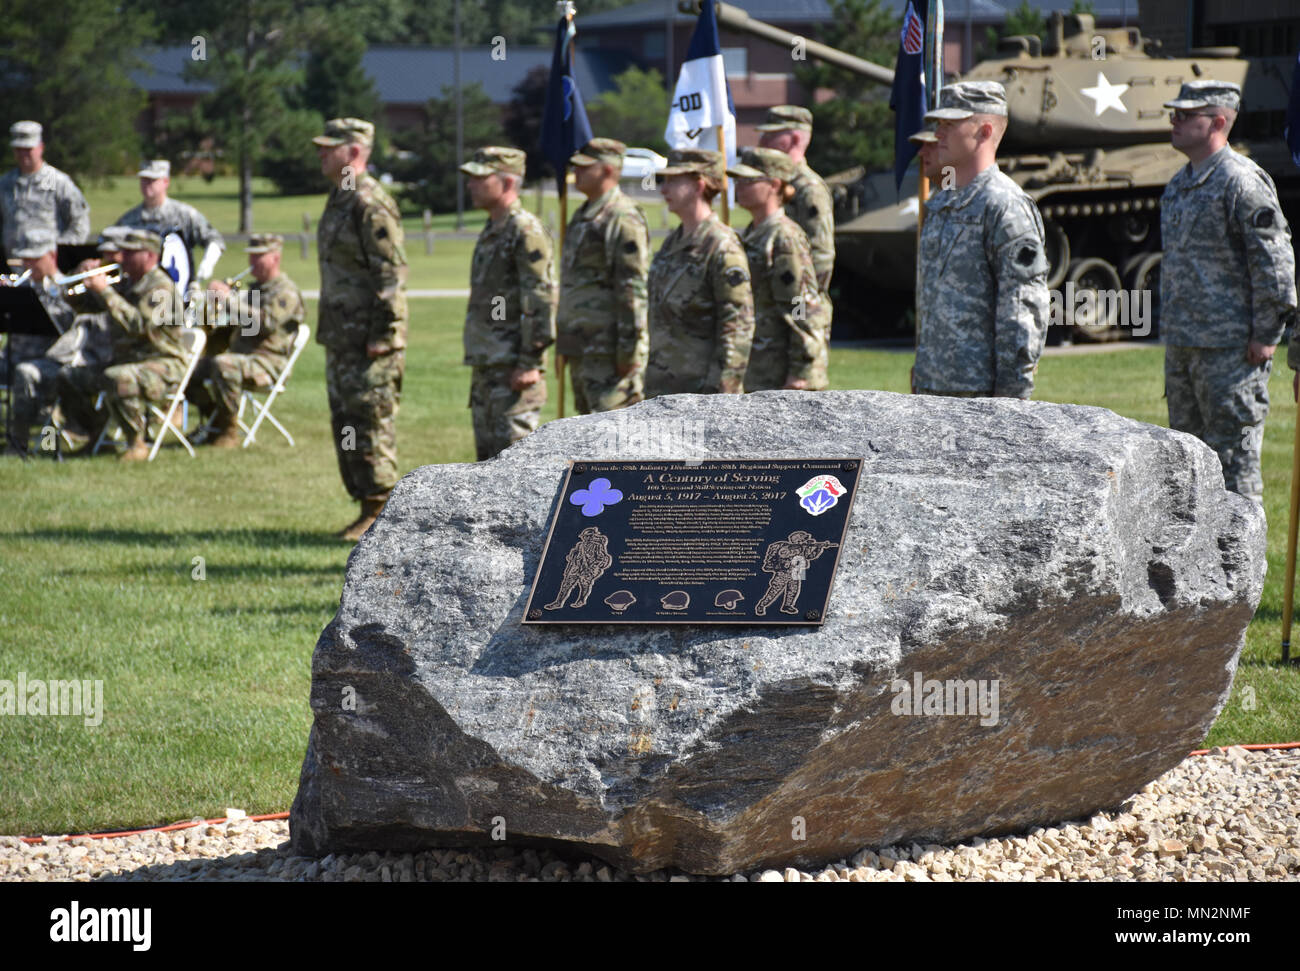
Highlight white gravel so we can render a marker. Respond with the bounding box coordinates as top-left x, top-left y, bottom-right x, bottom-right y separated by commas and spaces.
3, 746, 1297, 882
